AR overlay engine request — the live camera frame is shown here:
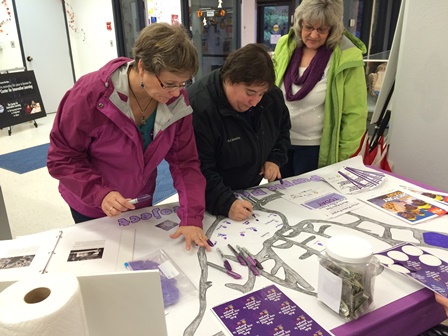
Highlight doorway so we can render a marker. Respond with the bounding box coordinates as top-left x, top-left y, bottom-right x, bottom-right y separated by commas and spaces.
112, 0, 146, 58
257, 0, 294, 52
185, 0, 241, 79
14, 0, 75, 114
